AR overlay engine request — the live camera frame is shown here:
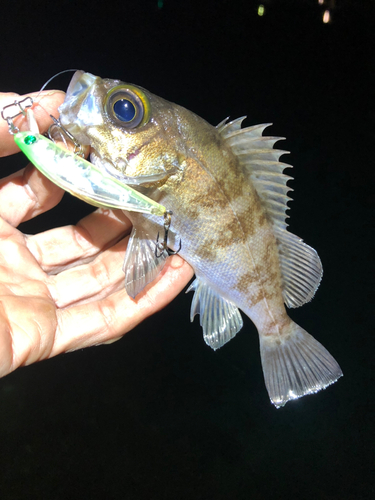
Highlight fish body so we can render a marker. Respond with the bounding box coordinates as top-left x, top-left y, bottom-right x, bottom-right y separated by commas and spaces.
59, 71, 342, 407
